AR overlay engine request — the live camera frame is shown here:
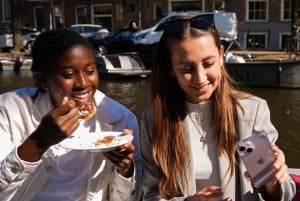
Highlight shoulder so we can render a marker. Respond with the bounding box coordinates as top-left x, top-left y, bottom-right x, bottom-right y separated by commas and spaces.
238, 95, 267, 108
94, 90, 137, 123
141, 108, 152, 123
0, 88, 37, 108
236, 95, 270, 119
